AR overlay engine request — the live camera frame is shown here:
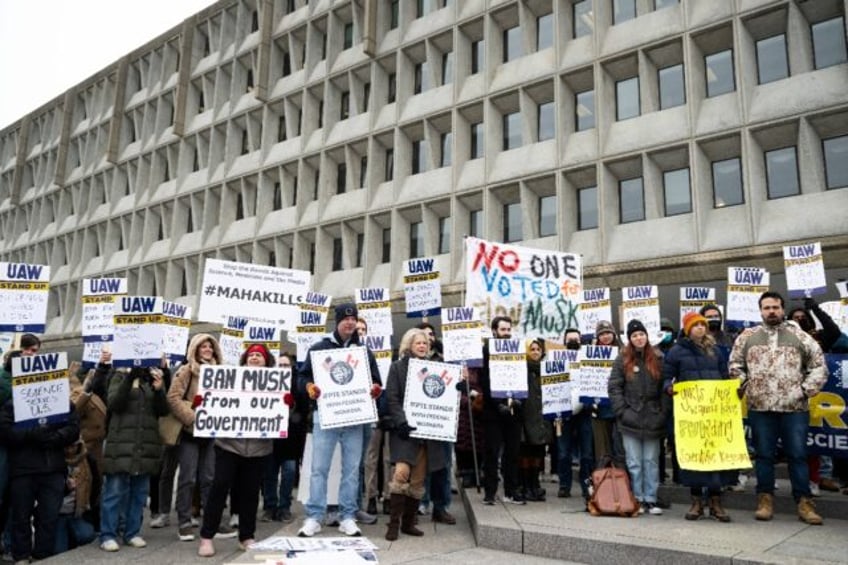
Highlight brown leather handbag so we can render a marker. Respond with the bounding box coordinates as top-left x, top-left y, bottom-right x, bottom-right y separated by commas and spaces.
587, 462, 640, 517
